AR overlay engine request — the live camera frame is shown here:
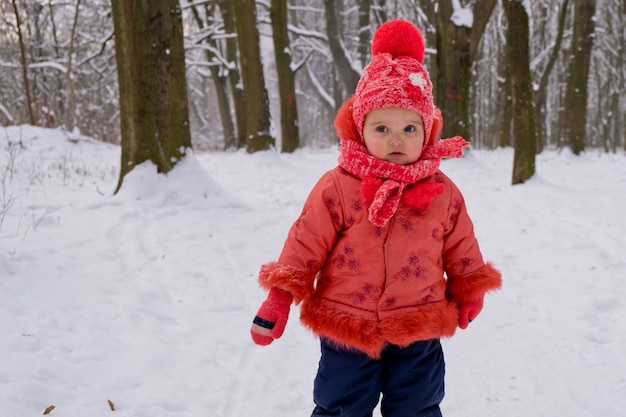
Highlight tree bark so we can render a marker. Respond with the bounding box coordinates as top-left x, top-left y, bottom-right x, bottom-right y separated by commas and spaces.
233, 0, 275, 152
357, 0, 373, 70
219, 0, 247, 149
618, 1, 626, 152
434, 0, 496, 141
11, 0, 35, 125
435, 2, 470, 140
324, 0, 361, 109
496, 40, 512, 148
504, 0, 537, 185
111, 0, 192, 192
534, 0, 570, 153
564, 0, 596, 155
271, 0, 300, 152
188, 1, 236, 149
64, 0, 81, 132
